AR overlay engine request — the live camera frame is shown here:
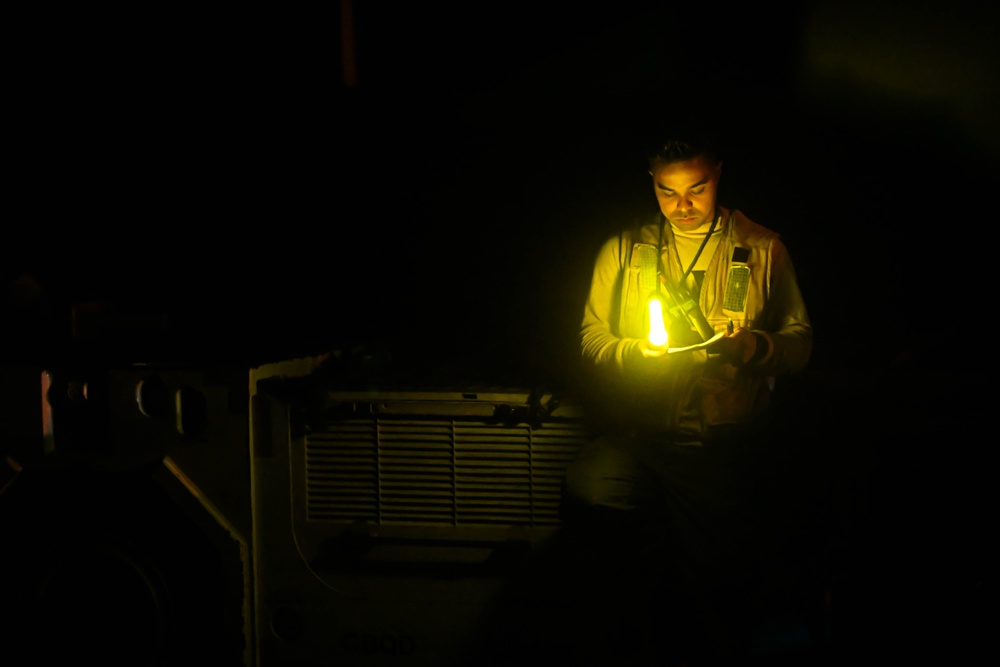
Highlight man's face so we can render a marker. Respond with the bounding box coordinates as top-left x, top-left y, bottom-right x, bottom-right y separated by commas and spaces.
650, 155, 721, 232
